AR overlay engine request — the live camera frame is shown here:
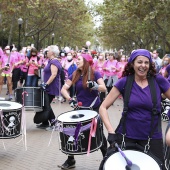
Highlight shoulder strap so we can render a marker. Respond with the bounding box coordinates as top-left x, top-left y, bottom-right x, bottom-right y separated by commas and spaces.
147, 76, 161, 140
121, 75, 134, 135
123, 74, 134, 112
147, 76, 157, 113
